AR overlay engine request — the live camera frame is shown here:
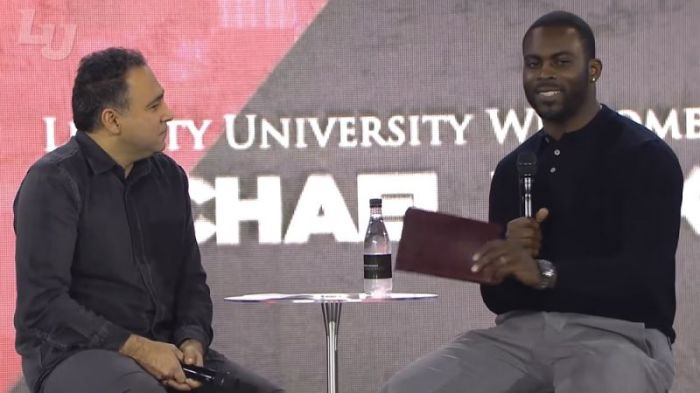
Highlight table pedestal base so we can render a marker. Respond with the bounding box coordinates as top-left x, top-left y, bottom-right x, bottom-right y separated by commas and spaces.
322, 302, 342, 393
